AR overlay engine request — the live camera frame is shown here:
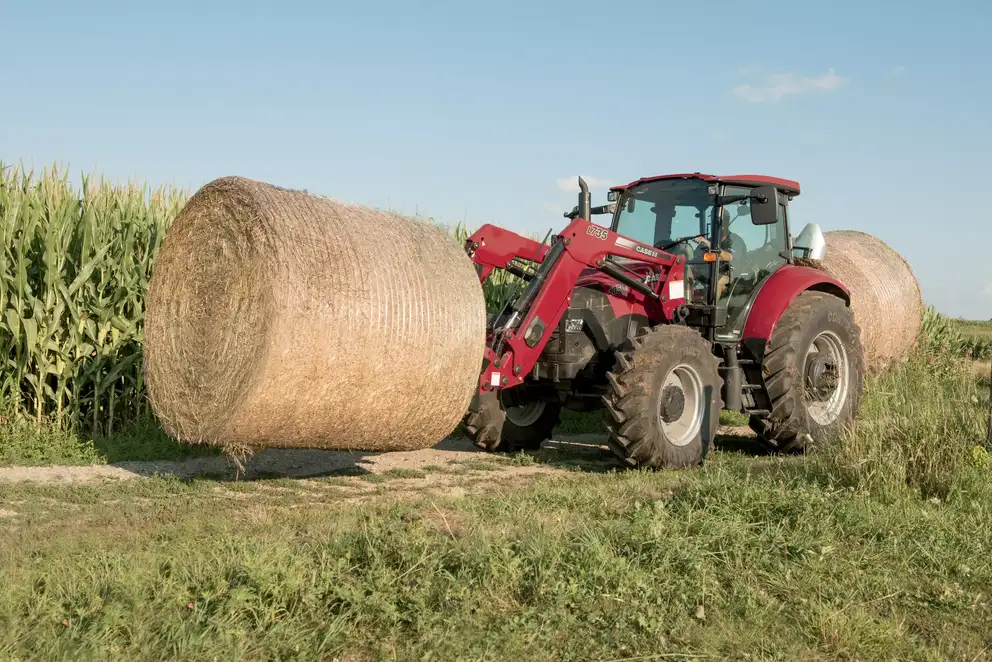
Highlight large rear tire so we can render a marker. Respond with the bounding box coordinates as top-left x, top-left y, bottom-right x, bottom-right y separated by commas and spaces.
603, 325, 723, 469
749, 291, 865, 453
463, 388, 562, 453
